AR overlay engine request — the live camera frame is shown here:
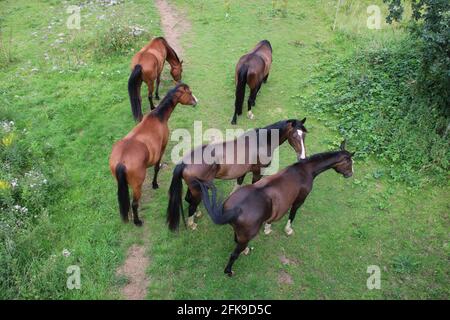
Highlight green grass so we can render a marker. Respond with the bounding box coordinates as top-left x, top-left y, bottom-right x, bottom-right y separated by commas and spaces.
0, 0, 448, 299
